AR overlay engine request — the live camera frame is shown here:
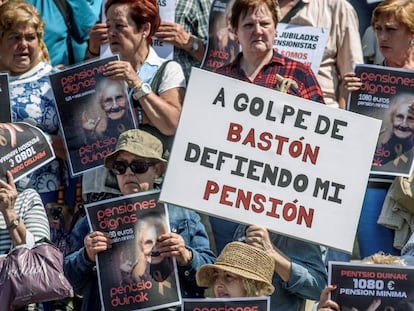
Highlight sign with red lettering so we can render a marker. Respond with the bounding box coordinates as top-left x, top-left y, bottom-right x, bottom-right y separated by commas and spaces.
273, 23, 329, 75
329, 262, 414, 310
49, 56, 136, 177
182, 297, 270, 311
347, 64, 414, 176
86, 190, 181, 311
0, 122, 55, 182
160, 68, 381, 252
